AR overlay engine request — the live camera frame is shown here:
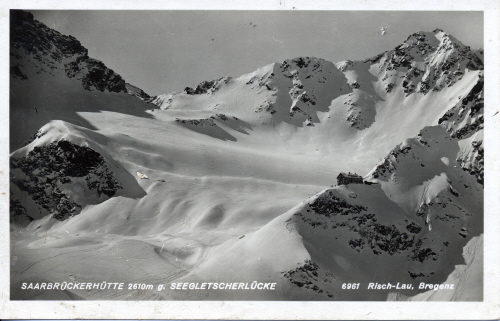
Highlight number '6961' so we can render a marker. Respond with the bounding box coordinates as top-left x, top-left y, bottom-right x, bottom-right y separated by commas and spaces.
342, 283, 360, 289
